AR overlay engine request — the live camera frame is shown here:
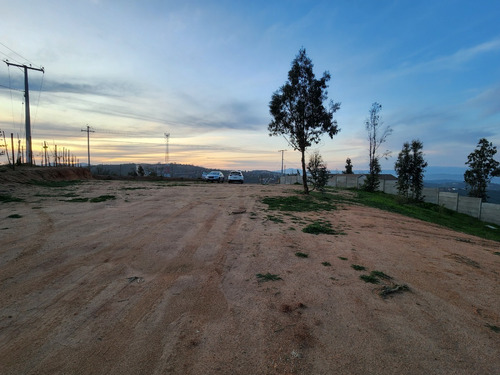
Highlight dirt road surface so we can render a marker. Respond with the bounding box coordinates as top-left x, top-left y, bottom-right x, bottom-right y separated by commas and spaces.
1, 180, 499, 374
